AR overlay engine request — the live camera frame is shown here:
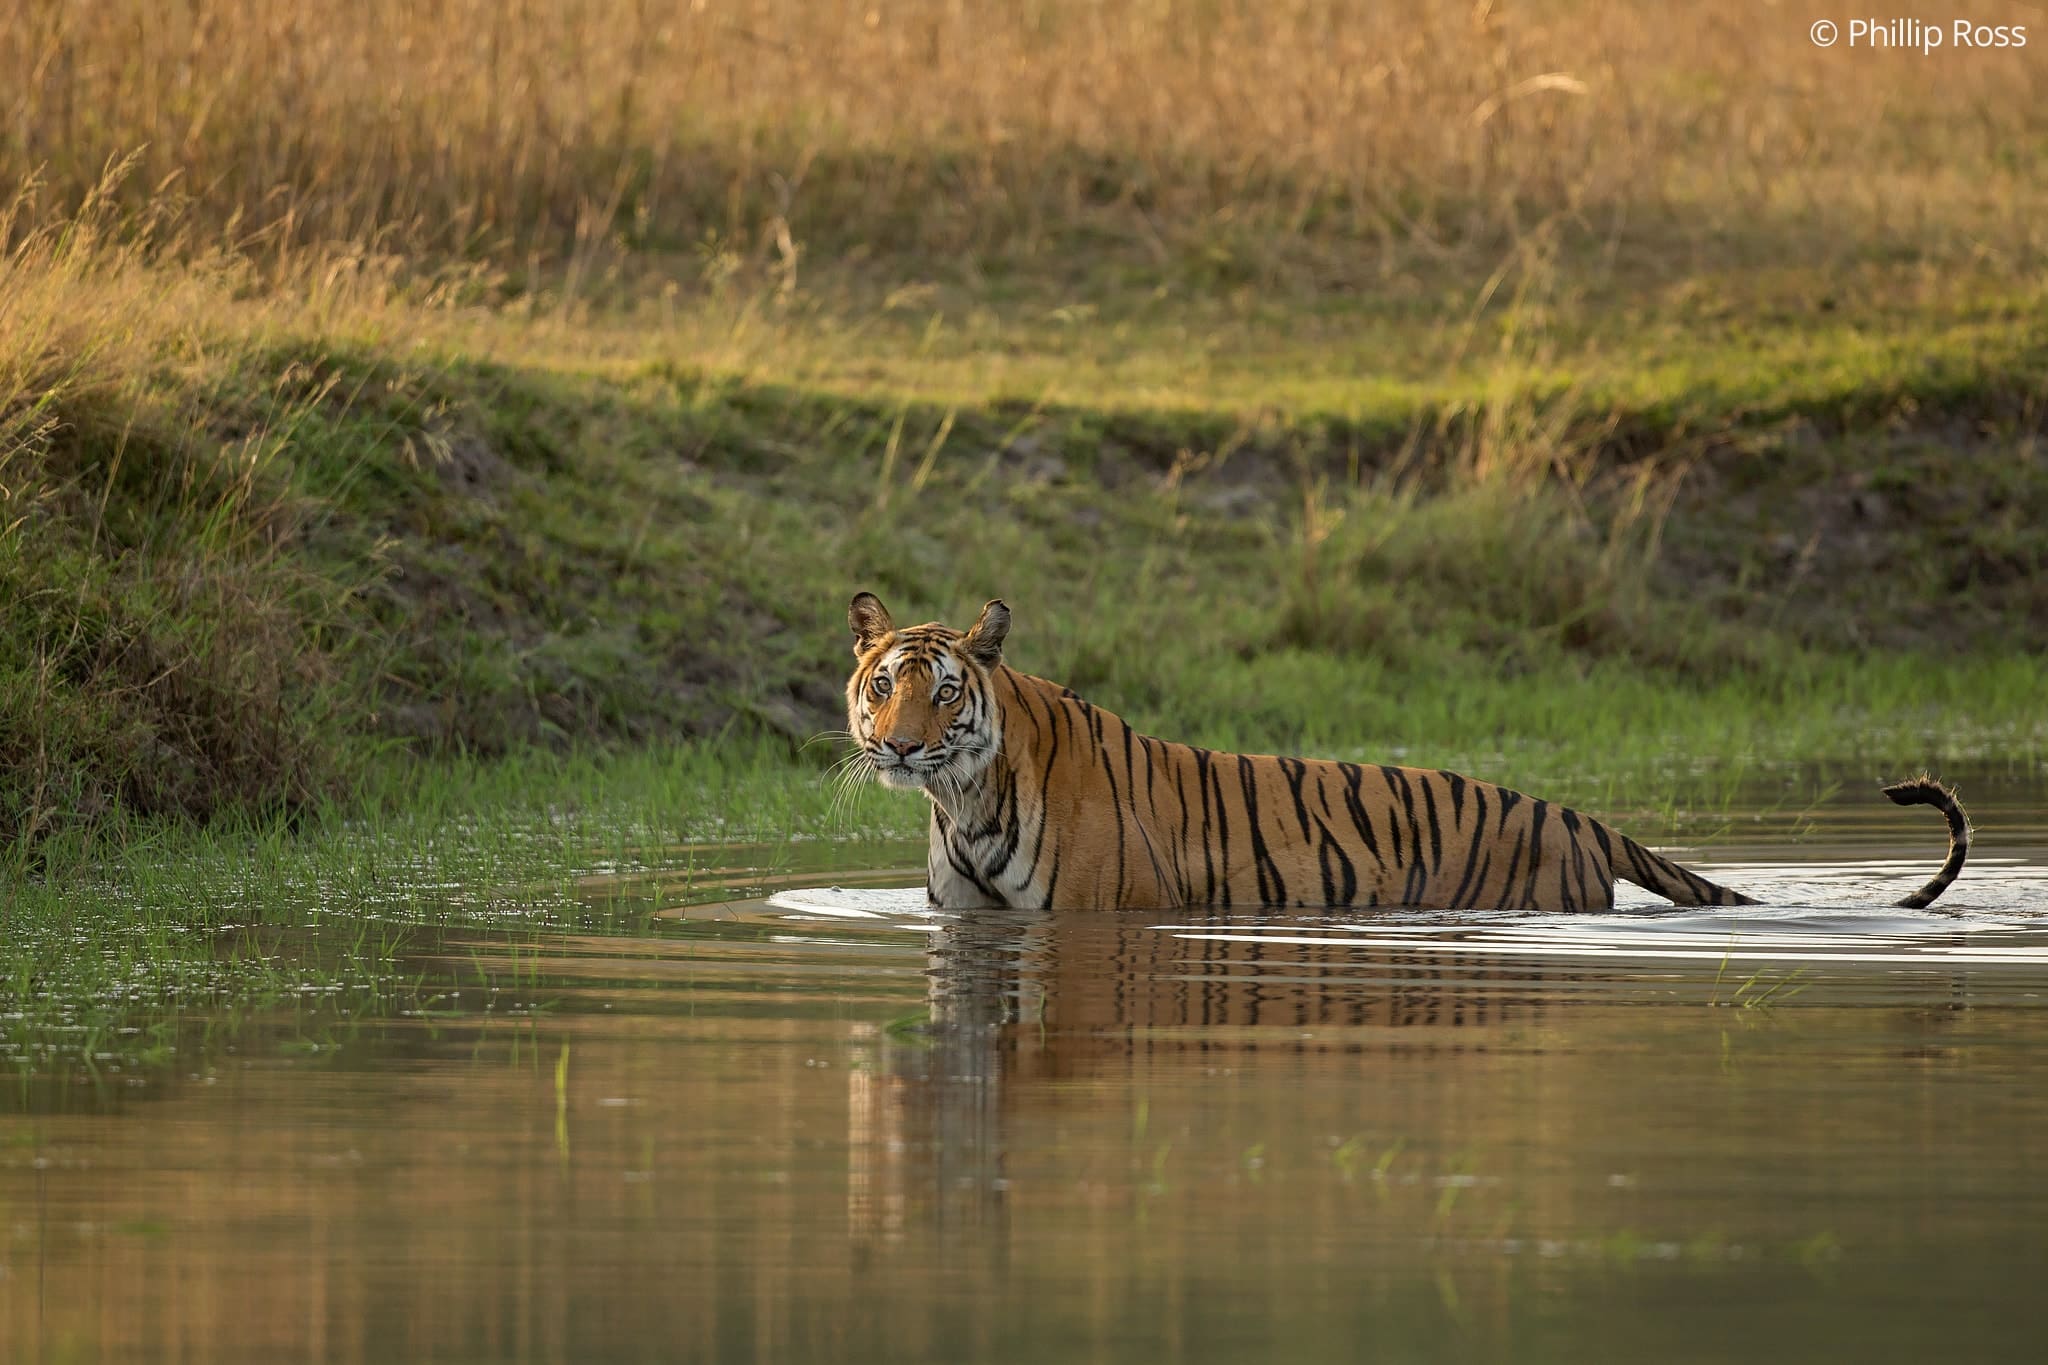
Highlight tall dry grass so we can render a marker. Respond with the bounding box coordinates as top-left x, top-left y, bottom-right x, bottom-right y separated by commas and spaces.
5, 0, 2045, 282
0, 183, 365, 858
